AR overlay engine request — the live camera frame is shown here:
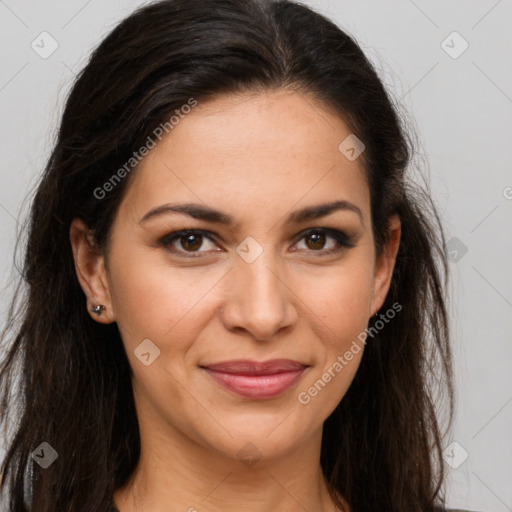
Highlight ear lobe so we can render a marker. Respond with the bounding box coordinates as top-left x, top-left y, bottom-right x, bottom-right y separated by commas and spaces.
69, 218, 115, 324
370, 214, 401, 316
